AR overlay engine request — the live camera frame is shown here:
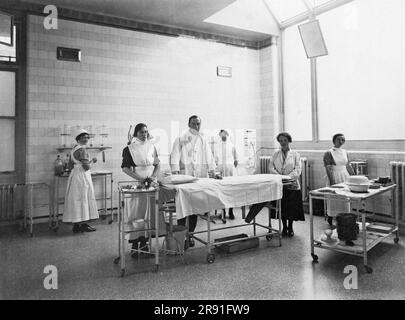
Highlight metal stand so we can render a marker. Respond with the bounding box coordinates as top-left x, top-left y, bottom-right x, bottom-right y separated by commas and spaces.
114, 181, 160, 277
310, 184, 399, 273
